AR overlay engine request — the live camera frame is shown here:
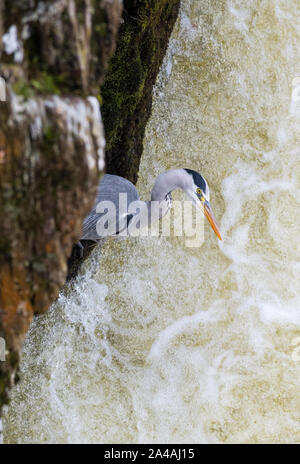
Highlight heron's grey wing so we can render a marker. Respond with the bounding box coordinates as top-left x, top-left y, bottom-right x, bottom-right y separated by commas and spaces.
81, 174, 139, 240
